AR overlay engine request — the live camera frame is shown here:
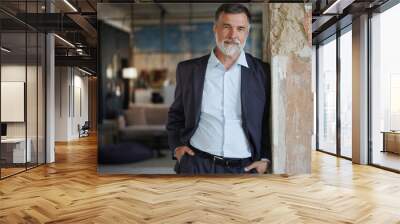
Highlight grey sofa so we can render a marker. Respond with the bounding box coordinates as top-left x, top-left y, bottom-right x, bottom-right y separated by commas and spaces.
118, 103, 169, 155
